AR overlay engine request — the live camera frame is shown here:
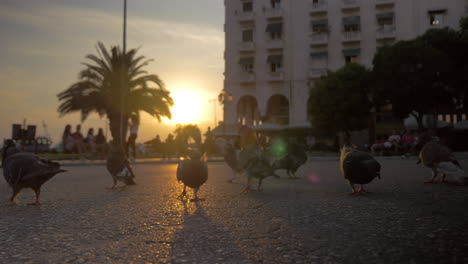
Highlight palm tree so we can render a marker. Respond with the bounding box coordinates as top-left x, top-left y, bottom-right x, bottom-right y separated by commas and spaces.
57, 42, 173, 145
174, 124, 202, 156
